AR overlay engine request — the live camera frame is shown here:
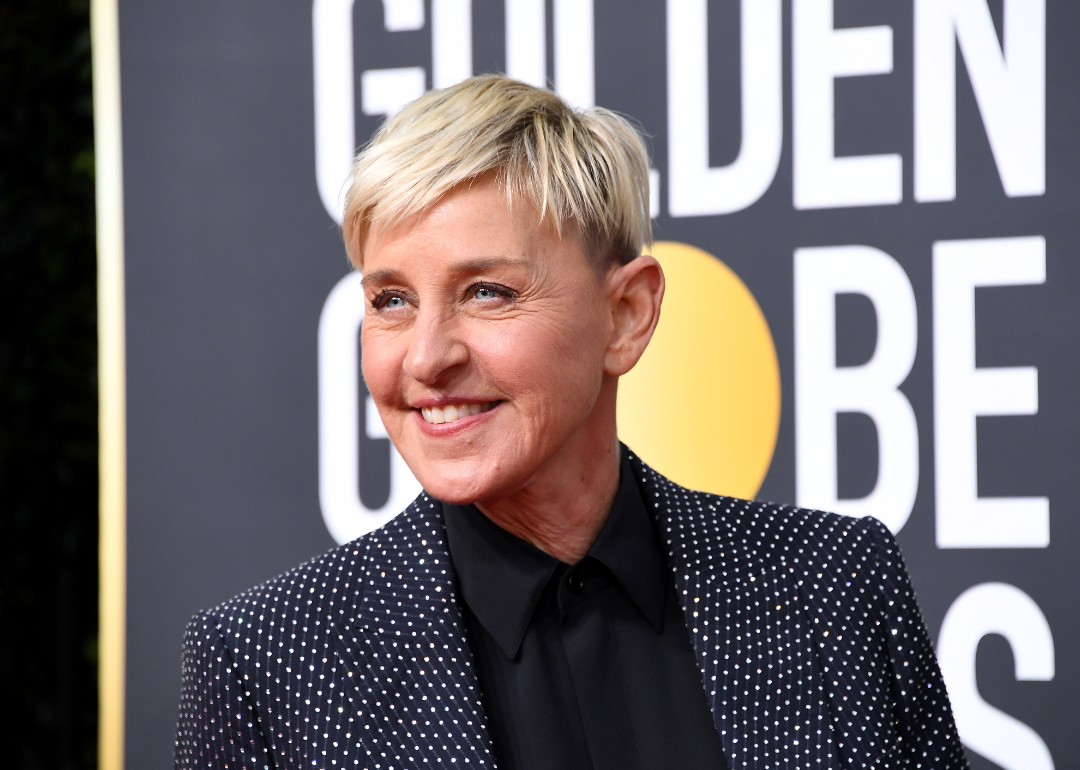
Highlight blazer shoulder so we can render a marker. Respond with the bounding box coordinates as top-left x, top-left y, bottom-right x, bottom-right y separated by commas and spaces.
188, 498, 431, 640
710, 489, 894, 569
187, 538, 367, 646
188, 491, 451, 647
631, 453, 891, 573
